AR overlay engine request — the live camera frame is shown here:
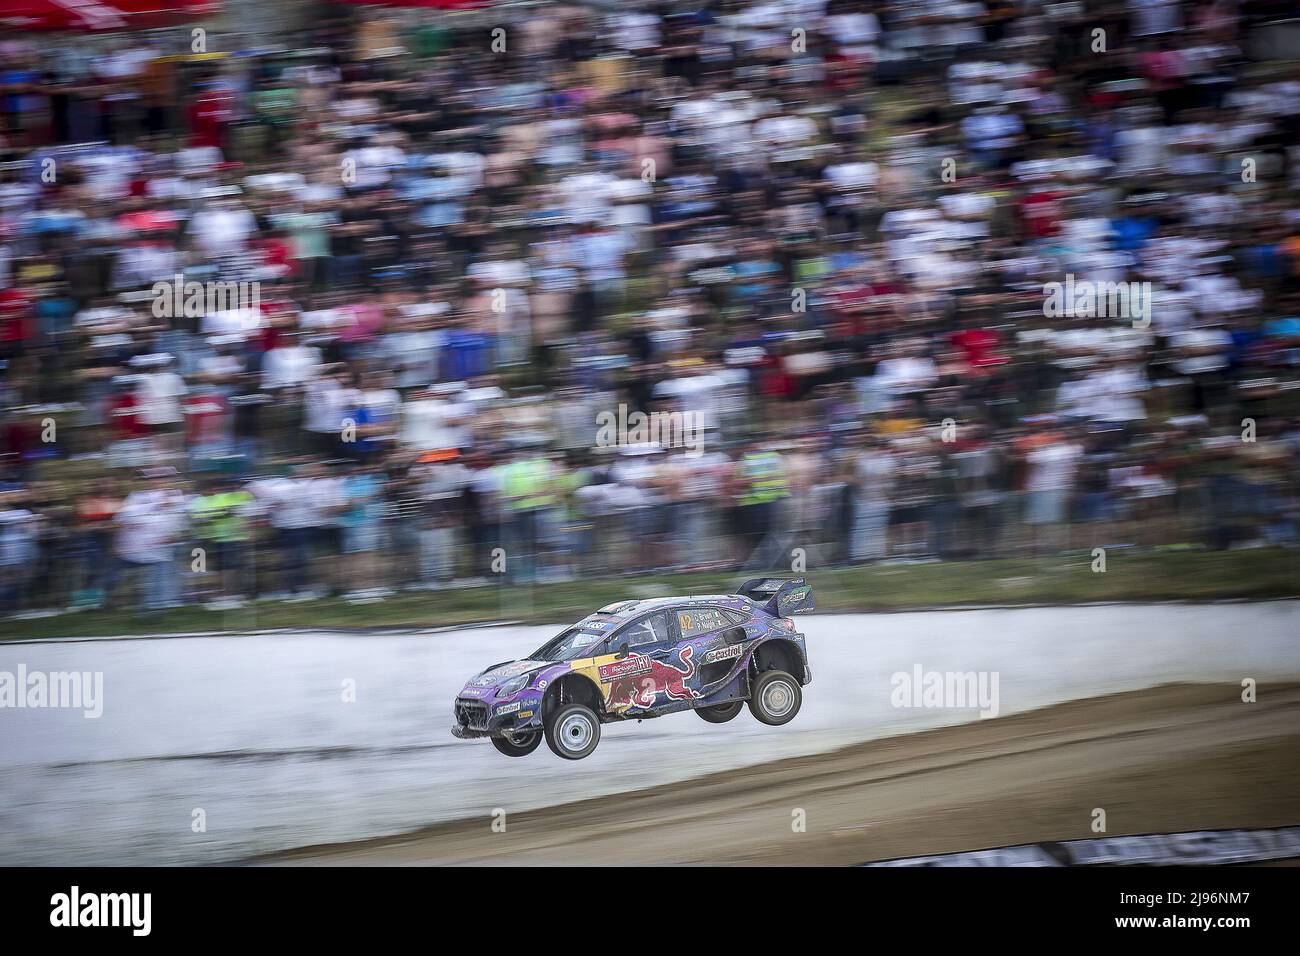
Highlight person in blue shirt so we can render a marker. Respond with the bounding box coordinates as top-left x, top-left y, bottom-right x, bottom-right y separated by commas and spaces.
340, 463, 386, 597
